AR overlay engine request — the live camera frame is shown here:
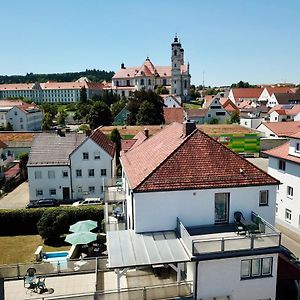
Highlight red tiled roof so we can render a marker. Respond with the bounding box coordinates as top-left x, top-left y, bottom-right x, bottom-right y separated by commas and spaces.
232, 88, 263, 100
265, 87, 293, 96
121, 139, 137, 152
4, 164, 20, 179
268, 104, 300, 116
131, 131, 148, 149
113, 58, 187, 79
220, 99, 239, 113
260, 121, 300, 137
0, 100, 40, 114
121, 123, 279, 192
163, 108, 185, 124
0, 140, 7, 148
90, 128, 115, 157
264, 142, 300, 164
186, 109, 208, 118
0, 83, 35, 91
274, 109, 287, 116
40, 81, 87, 90
236, 100, 252, 109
